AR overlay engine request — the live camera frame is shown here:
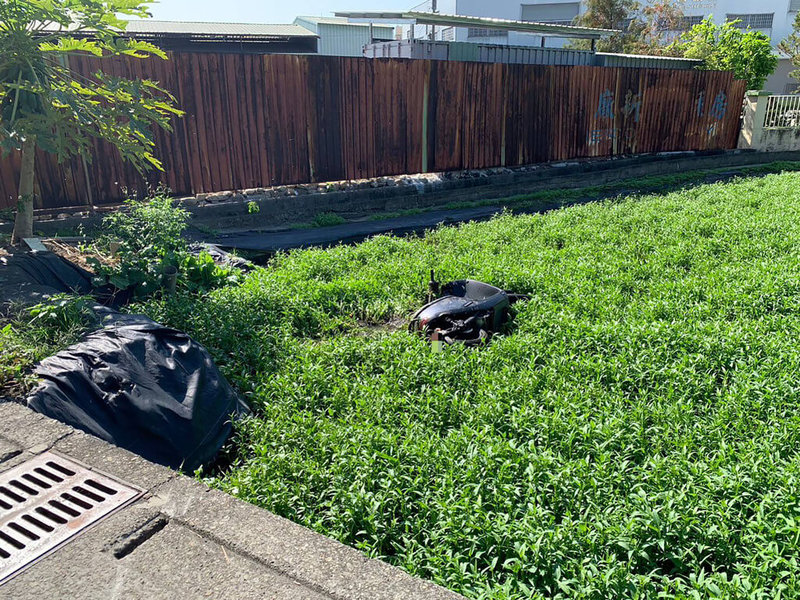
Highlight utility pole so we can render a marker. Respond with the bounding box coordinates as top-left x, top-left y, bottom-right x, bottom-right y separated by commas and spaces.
429, 0, 437, 40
